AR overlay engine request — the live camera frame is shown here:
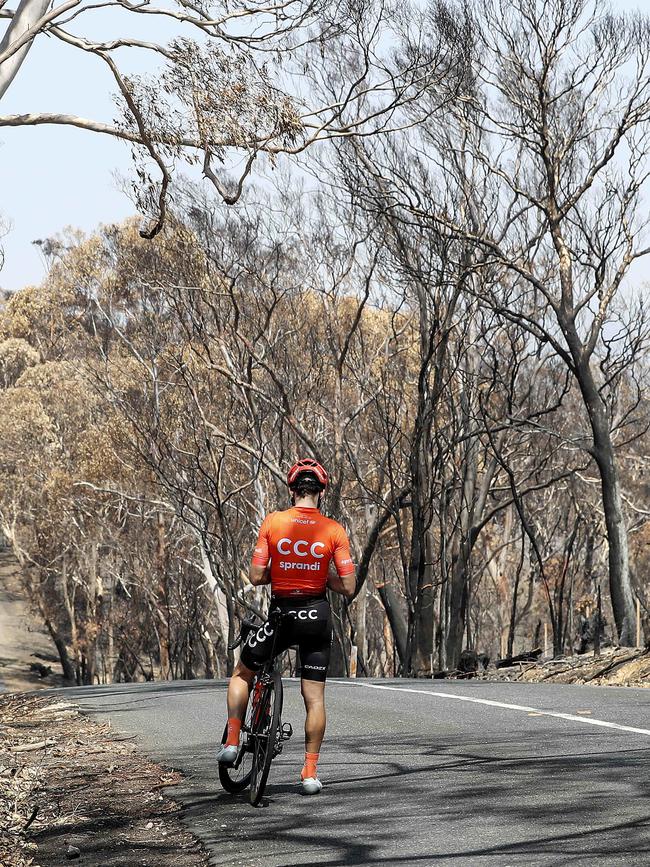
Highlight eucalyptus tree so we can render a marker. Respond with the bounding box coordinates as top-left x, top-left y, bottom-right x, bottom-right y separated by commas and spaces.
352, 0, 650, 647
1, 0, 453, 236
0, 213, 8, 273
179, 187, 412, 674
439, 0, 650, 645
